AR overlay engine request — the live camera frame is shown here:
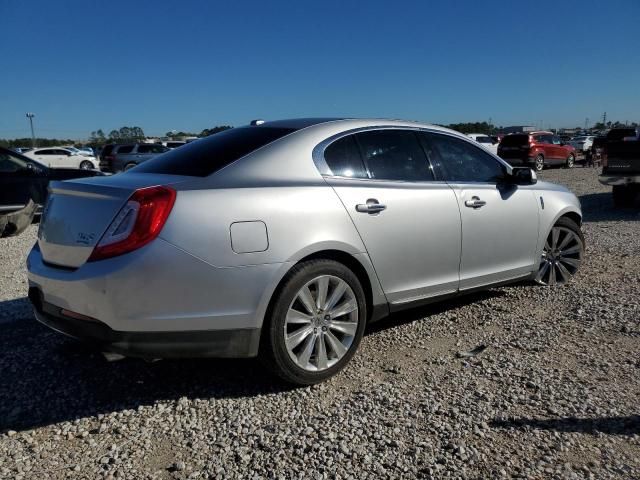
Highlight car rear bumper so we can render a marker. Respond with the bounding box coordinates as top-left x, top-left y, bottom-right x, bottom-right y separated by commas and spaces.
29, 289, 260, 358
599, 174, 640, 186
27, 238, 287, 356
